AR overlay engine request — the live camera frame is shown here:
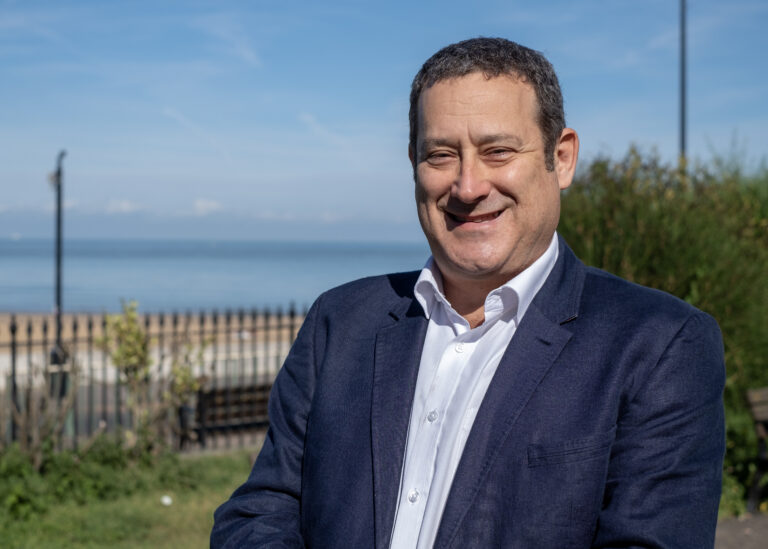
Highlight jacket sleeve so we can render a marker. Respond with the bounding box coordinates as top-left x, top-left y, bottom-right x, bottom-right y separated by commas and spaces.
592, 311, 726, 548
210, 295, 326, 548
